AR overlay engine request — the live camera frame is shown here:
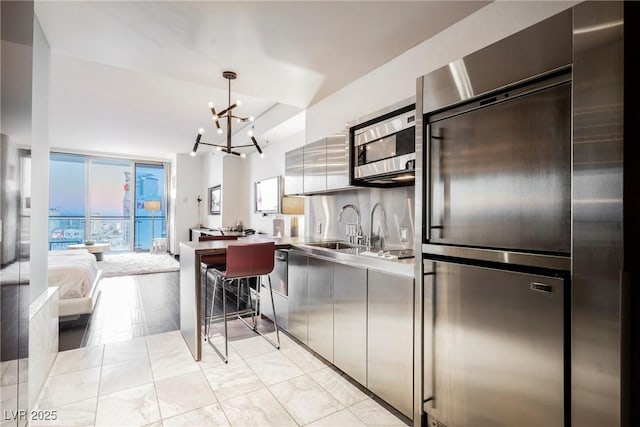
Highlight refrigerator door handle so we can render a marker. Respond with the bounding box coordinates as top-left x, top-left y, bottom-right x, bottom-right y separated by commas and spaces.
424, 124, 432, 241
427, 127, 445, 240
423, 263, 436, 411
